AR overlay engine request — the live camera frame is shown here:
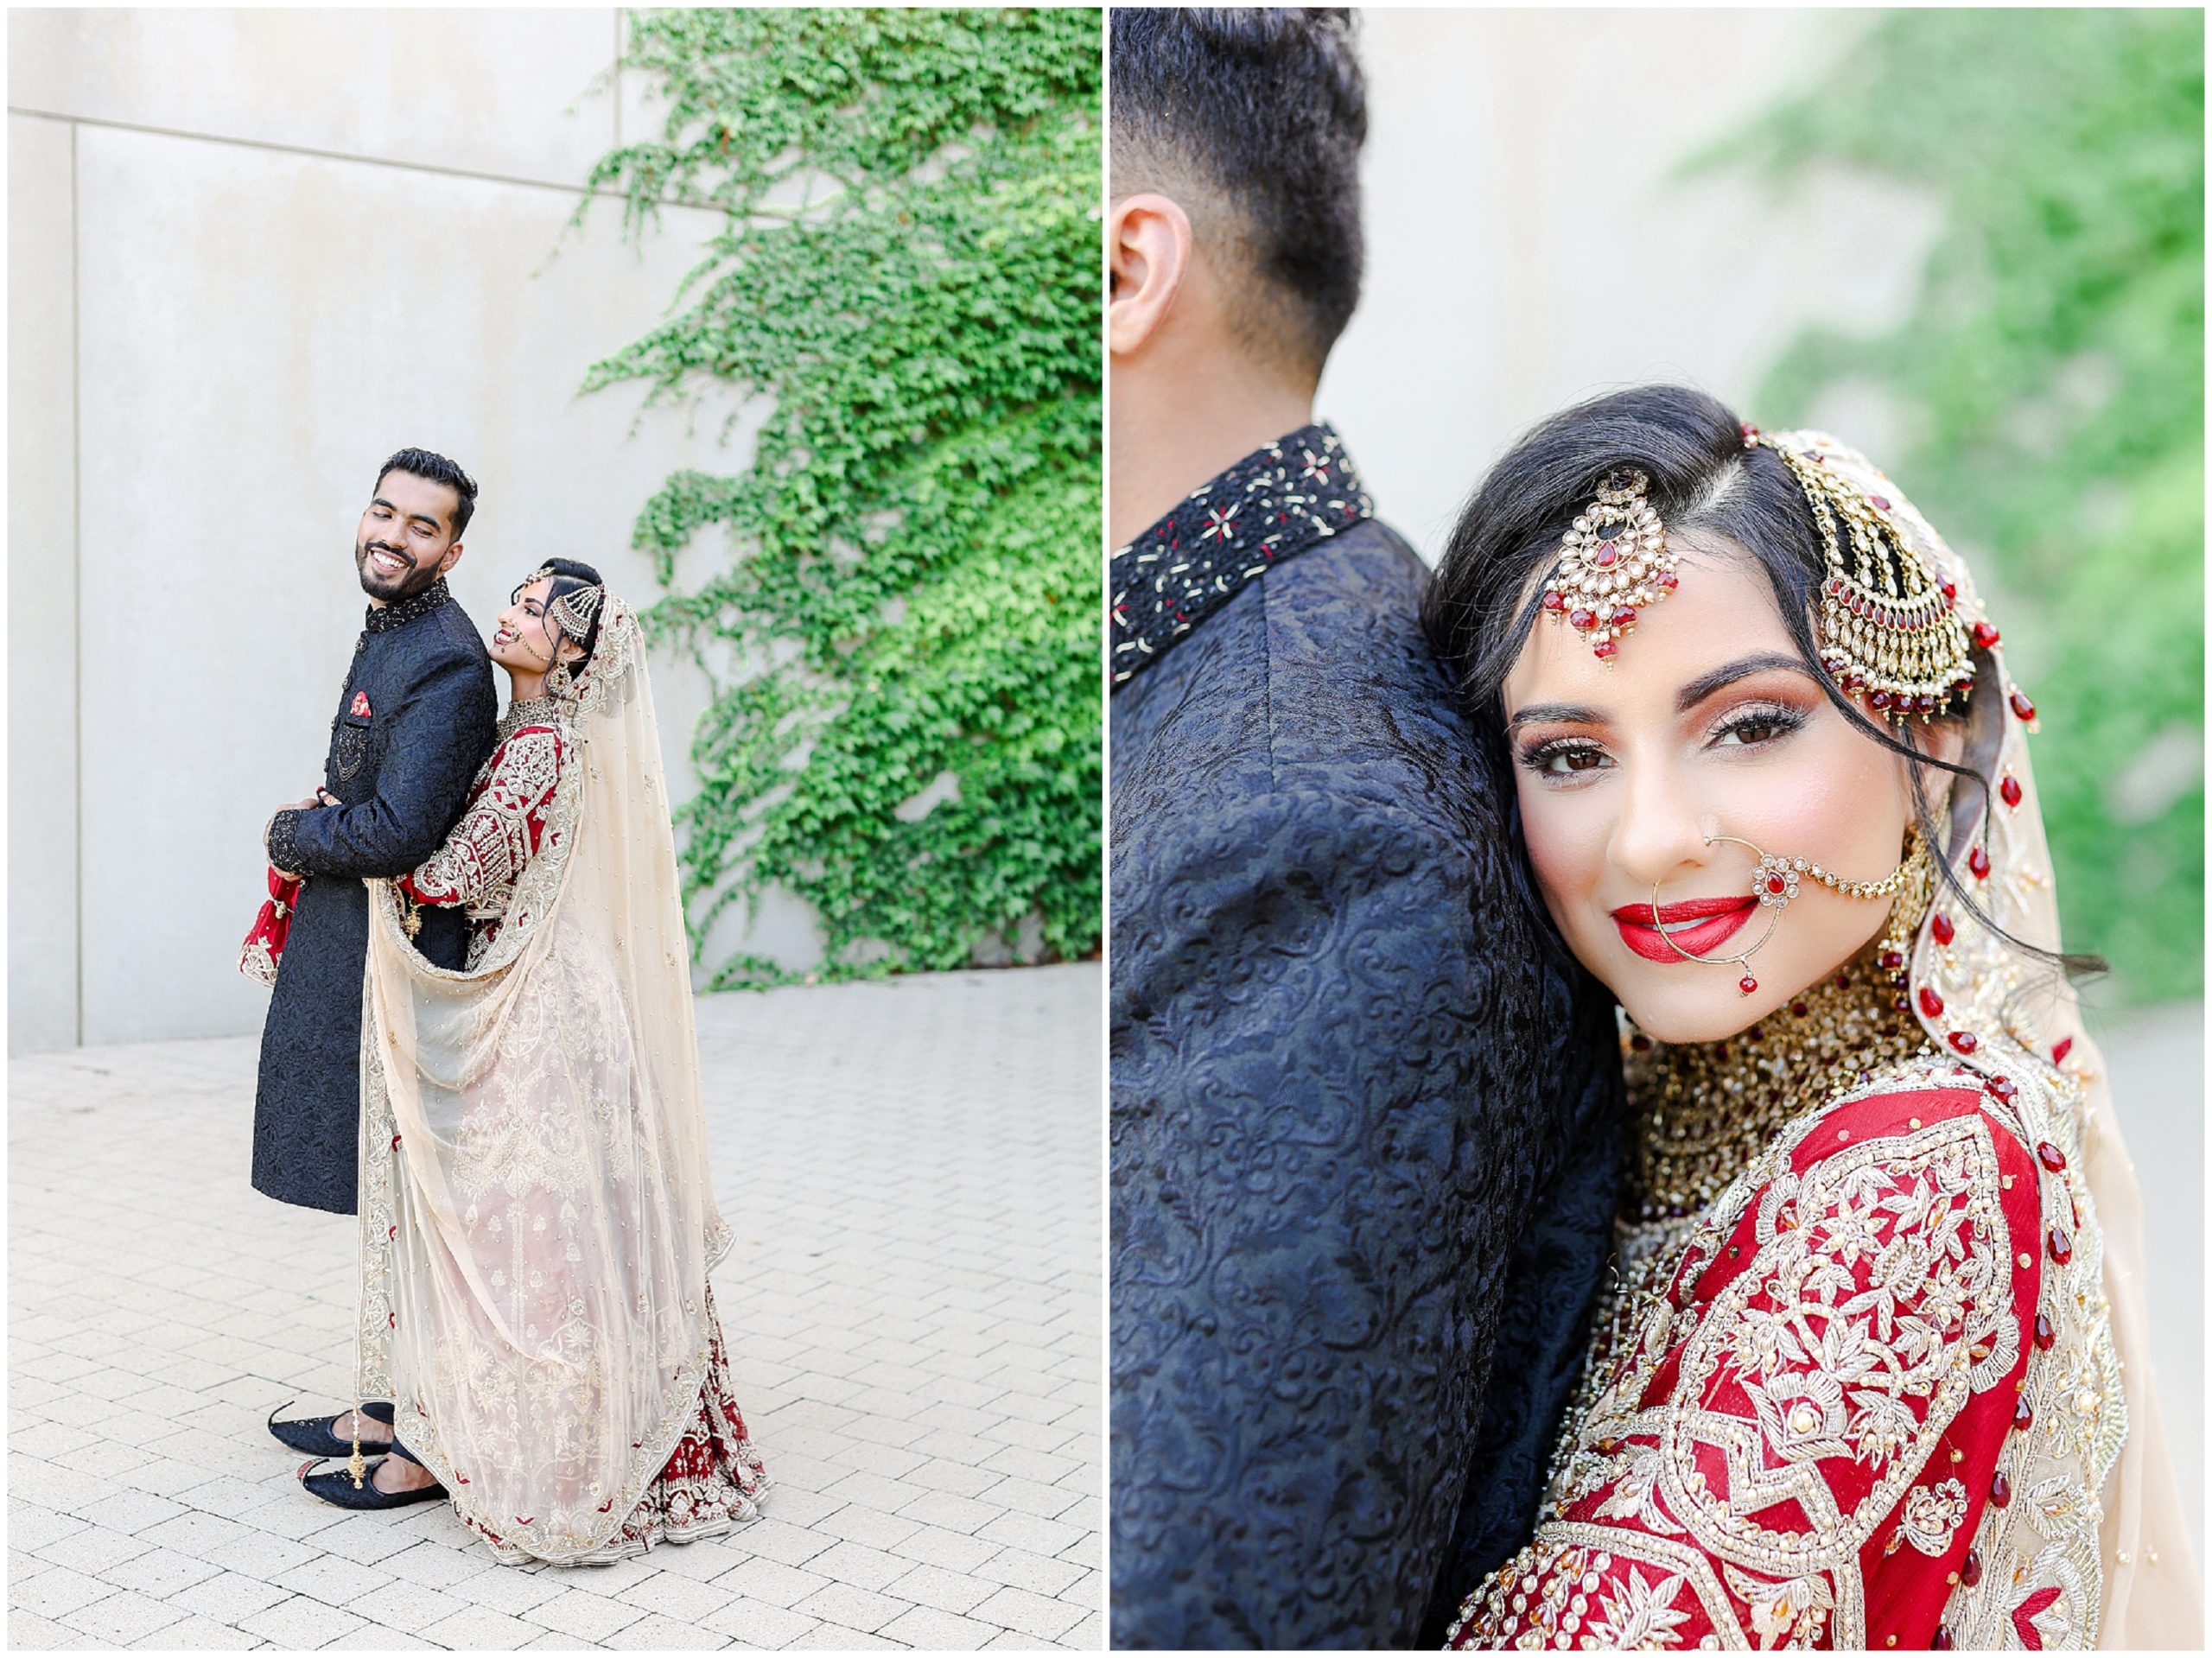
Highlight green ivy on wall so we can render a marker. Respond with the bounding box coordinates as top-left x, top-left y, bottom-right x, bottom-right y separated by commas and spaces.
580, 8, 1102, 987
1705, 9, 2203, 1006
